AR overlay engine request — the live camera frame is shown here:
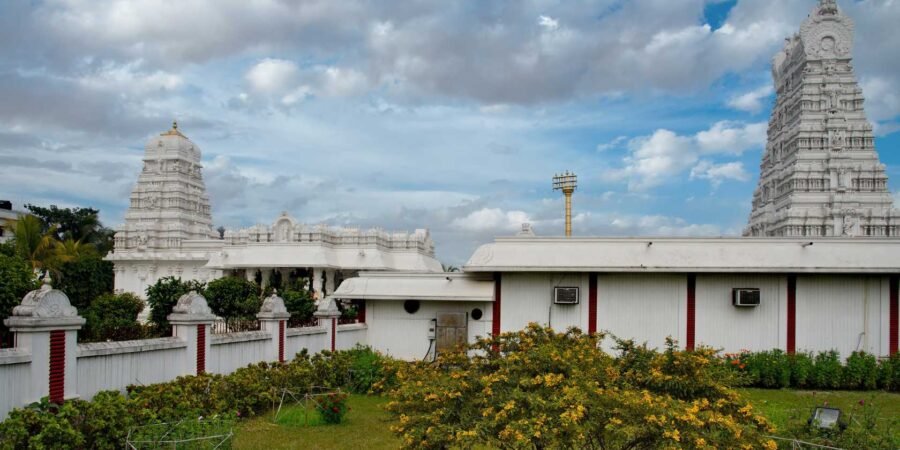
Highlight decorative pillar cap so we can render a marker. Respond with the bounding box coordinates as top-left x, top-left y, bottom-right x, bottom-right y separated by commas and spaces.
4, 274, 85, 330
167, 290, 217, 324
258, 289, 291, 320
314, 296, 342, 319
